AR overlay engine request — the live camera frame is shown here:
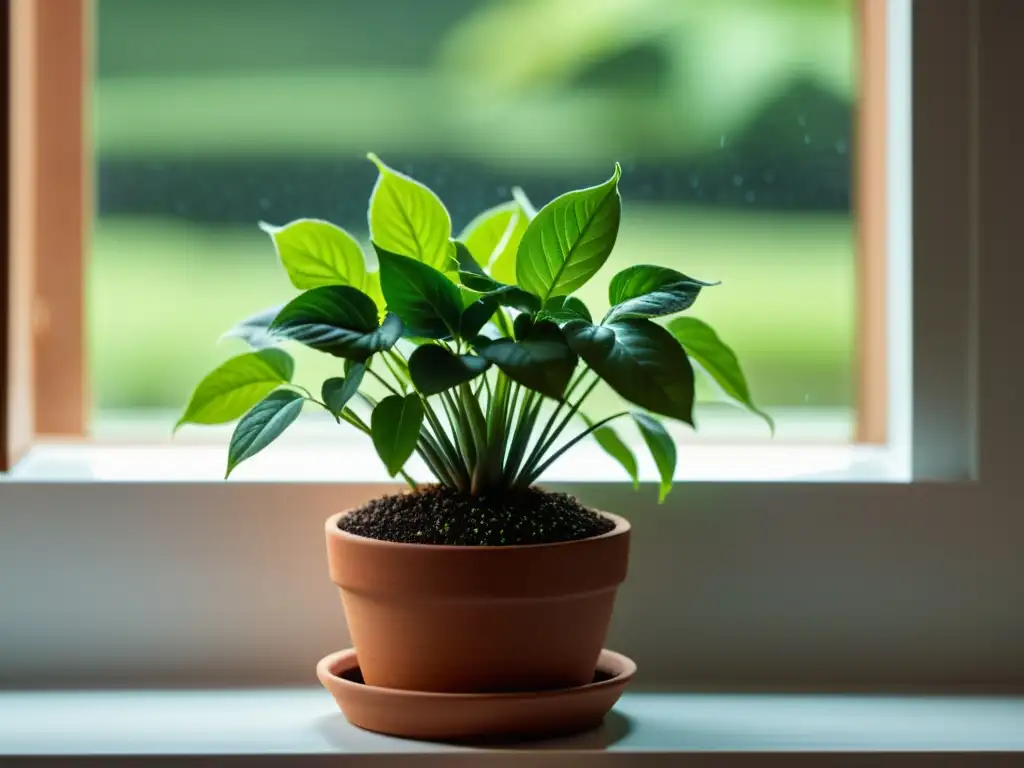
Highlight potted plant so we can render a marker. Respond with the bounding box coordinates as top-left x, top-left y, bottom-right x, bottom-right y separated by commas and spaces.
177, 154, 769, 736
